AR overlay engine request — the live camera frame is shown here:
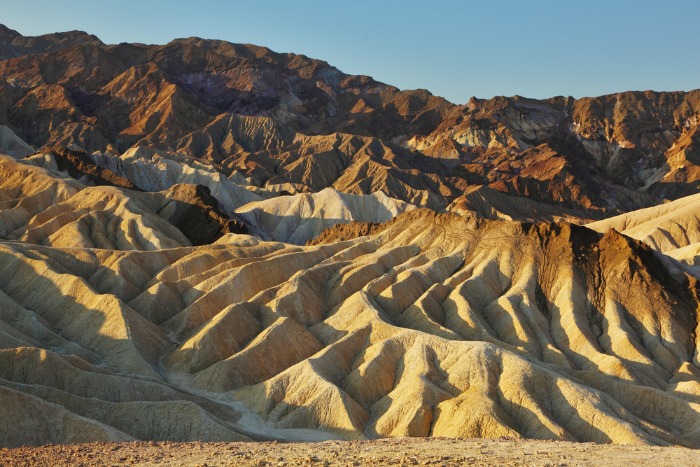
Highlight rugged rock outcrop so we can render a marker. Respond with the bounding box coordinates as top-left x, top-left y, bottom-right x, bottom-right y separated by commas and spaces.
164, 183, 249, 246
0, 28, 450, 152
0, 24, 102, 60
50, 145, 140, 189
